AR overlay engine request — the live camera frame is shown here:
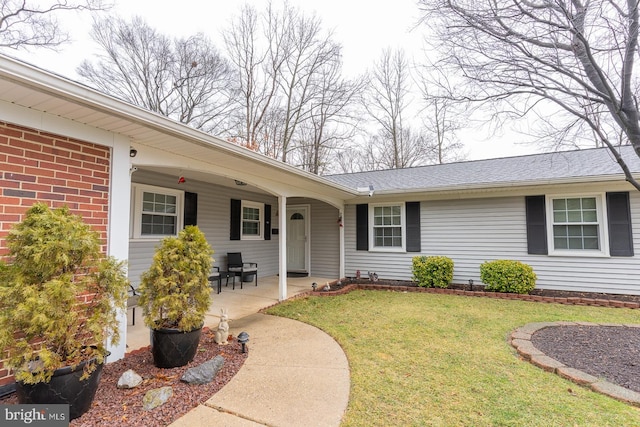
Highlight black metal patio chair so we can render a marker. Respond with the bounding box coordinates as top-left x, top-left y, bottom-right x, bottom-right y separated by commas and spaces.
227, 252, 258, 288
